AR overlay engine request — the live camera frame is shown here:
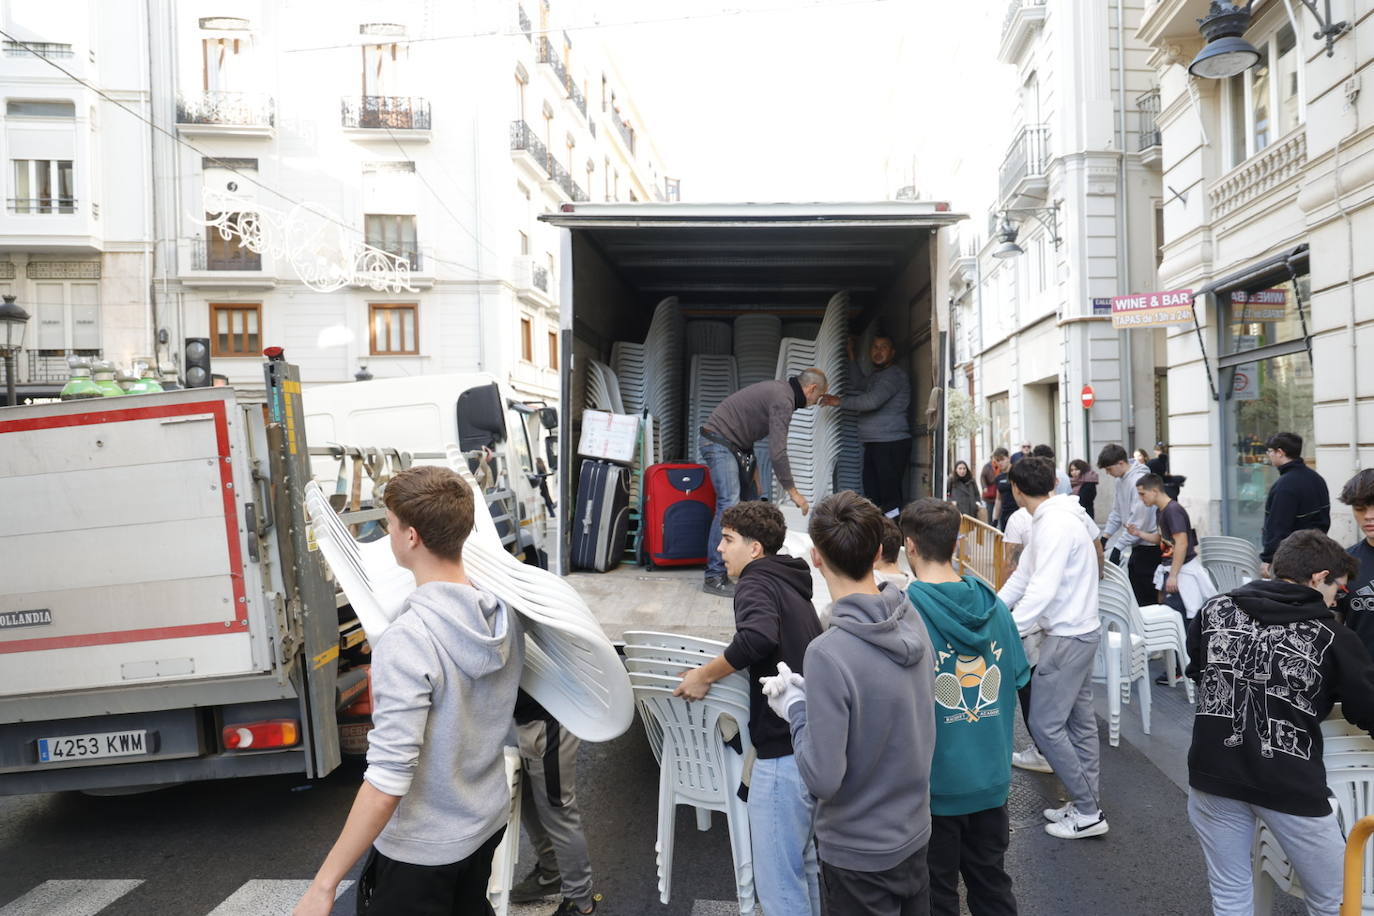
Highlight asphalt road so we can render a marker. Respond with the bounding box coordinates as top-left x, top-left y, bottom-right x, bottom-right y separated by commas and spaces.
0, 715, 1304, 916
